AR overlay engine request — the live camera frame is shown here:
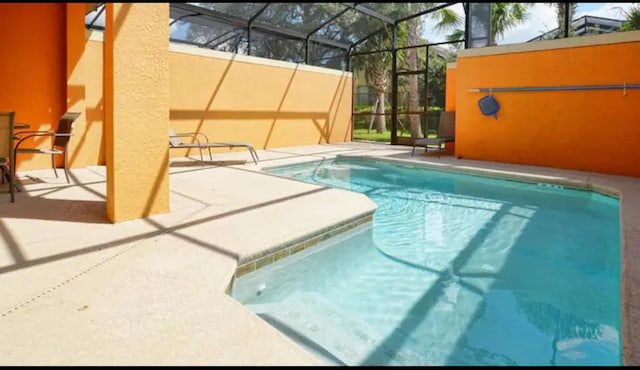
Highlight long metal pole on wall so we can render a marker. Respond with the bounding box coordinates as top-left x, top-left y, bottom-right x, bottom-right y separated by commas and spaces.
391, 25, 398, 145
468, 83, 640, 93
